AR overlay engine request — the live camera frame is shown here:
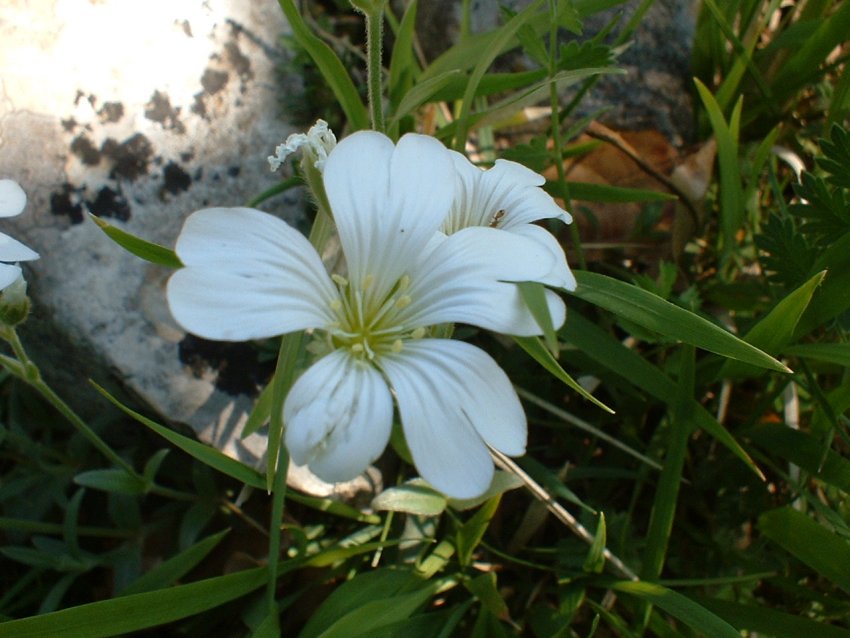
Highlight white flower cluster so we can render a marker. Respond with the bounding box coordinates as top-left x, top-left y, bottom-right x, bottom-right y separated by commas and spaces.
169, 126, 574, 498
